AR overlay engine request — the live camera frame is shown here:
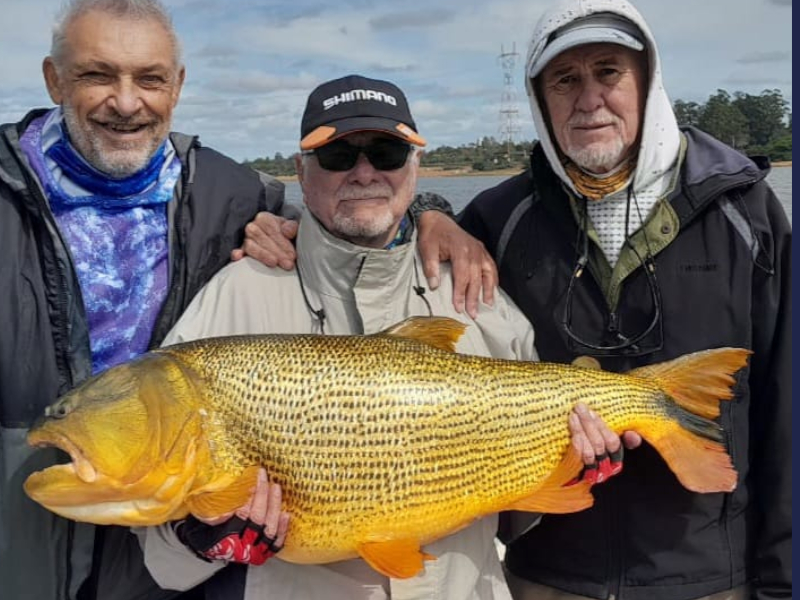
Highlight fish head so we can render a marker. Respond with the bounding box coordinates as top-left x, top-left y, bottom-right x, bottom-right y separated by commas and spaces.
24, 352, 208, 526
